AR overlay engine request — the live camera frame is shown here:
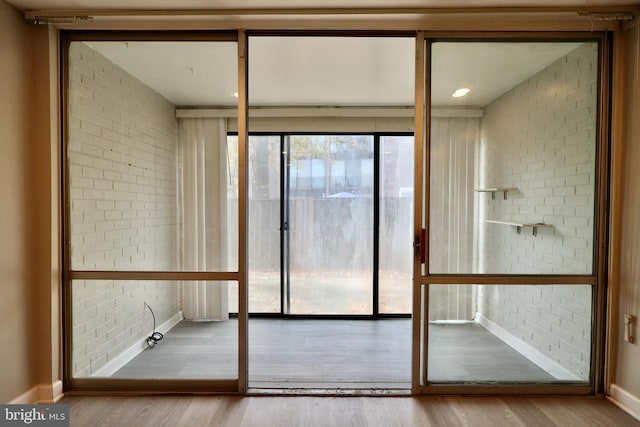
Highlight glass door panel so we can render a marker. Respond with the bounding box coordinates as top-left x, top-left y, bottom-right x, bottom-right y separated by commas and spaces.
66, 38, 243, 389
428, 284, 592, 384
379, 135, 414, 314
428, 41, 598, 276
420, 38, 602, 391
287, 135, 374, 314
72, 280, 239, 380
247, 135, 282, 313
67, 41, 239, 273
